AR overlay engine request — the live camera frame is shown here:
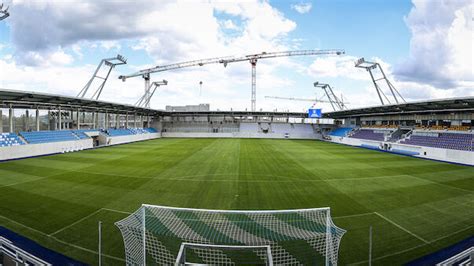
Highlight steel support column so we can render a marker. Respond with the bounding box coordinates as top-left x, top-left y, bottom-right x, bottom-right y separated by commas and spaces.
9, 106, 14, 133
125, 113, 129, 129
58, 106, 62, 130
77, 109, 81, 129
105, 112, 109, 129
47, 110, 51, 130
92, 112, 96, 129
25, 109, 29, 131
36, 108, 40, 131
116, 113, 120, 128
